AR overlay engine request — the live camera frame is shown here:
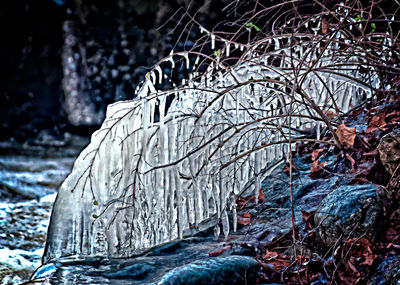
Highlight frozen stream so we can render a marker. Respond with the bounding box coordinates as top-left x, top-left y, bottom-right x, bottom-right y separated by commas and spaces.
0, 137, 88, 284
